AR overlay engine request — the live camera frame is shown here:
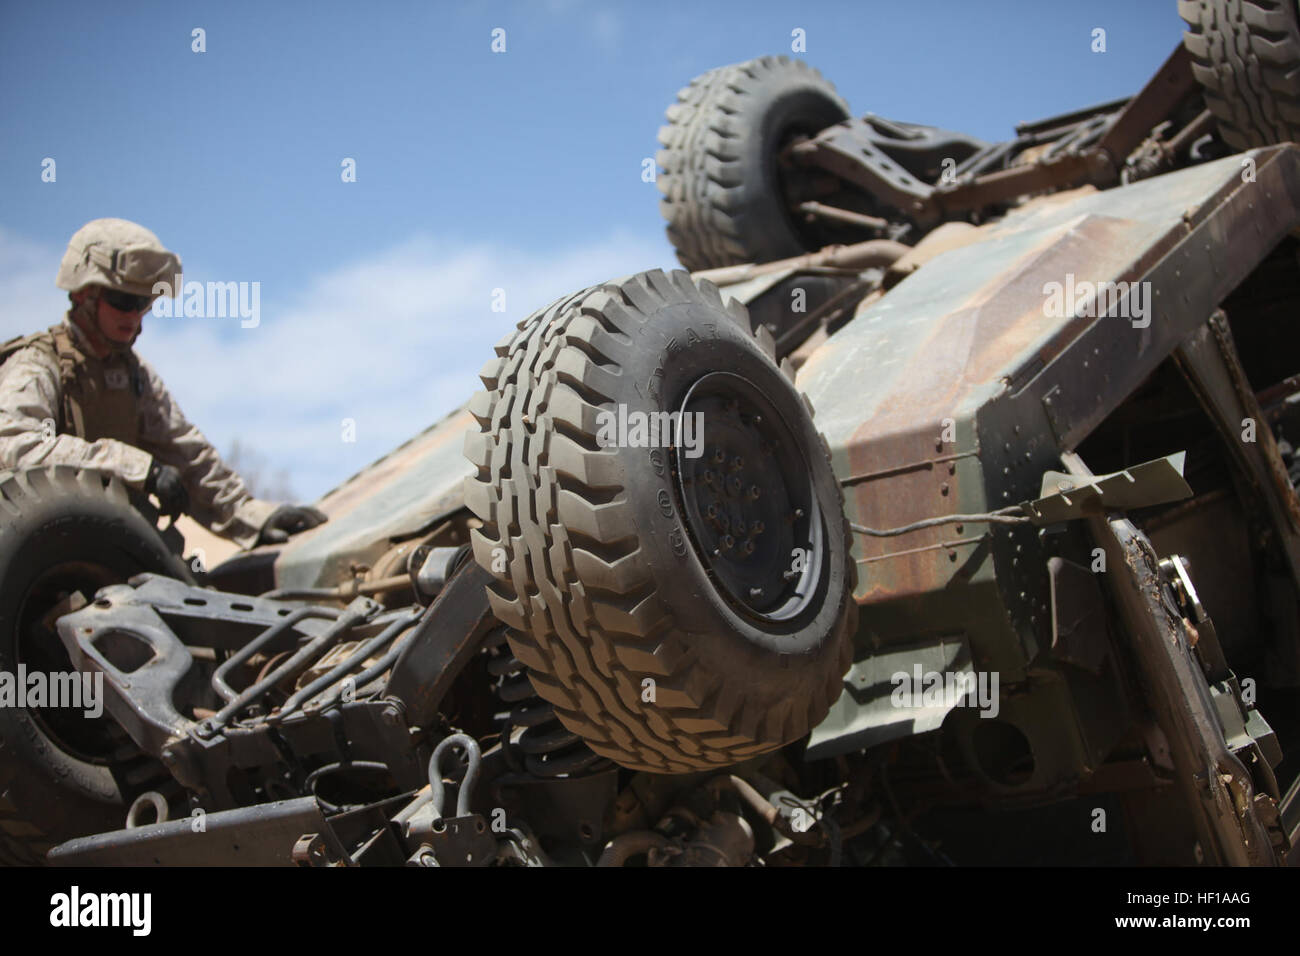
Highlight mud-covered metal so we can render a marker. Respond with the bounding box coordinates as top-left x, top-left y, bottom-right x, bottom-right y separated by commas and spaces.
798, 146, 1300, 781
